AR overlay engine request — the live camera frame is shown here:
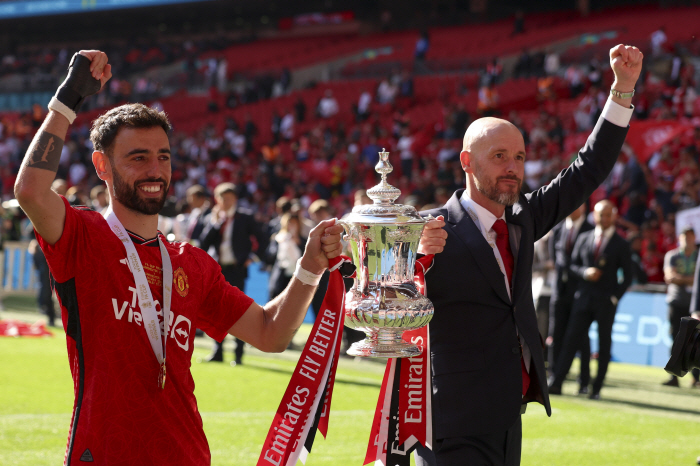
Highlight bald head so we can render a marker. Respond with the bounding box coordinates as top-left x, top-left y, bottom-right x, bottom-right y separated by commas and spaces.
593, 200, 617, 229
462, 117, 524, 153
